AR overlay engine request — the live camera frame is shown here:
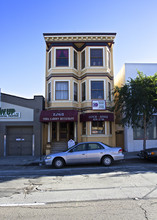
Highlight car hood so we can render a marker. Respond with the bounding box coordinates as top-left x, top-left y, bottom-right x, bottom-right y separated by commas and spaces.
47, 151, 67, 157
